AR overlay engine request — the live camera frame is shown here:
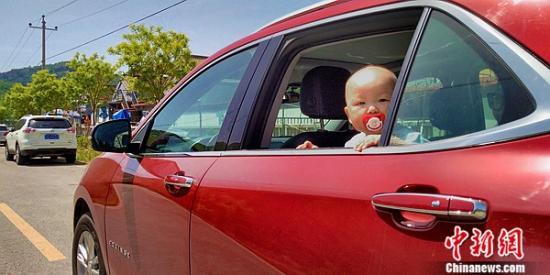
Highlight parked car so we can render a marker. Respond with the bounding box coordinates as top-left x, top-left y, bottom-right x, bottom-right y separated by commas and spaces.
5, 115, 77, 164
72, 0, 550, 274
0, 124, 8, 146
